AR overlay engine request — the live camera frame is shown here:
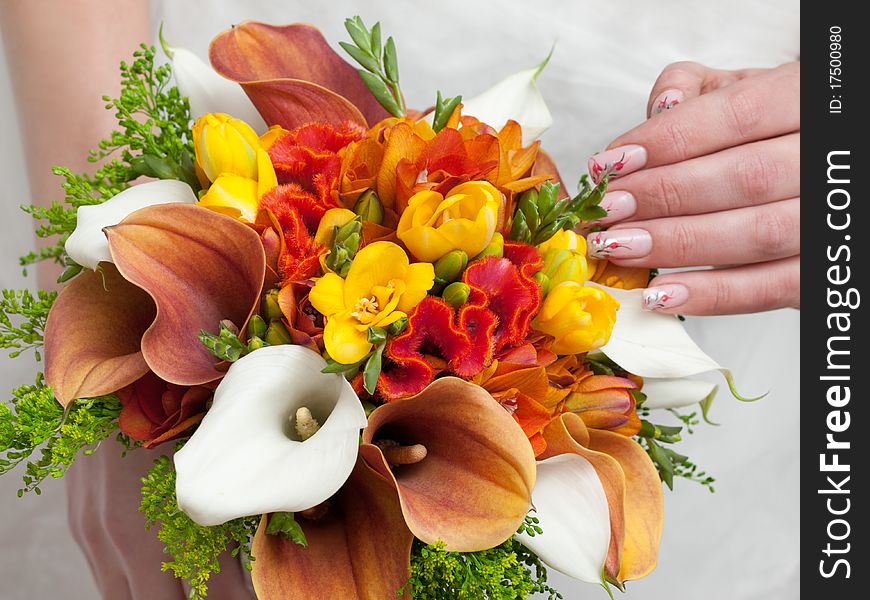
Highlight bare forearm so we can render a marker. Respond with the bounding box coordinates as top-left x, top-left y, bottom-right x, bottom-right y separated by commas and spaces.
0, 0, 150, 288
